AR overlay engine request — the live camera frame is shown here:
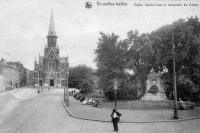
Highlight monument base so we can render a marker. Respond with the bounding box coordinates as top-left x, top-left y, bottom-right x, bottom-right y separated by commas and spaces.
141, 92, 167, 101
102, 99, 175, 109
131, 100, 175, 109
132, 92, 174, 109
